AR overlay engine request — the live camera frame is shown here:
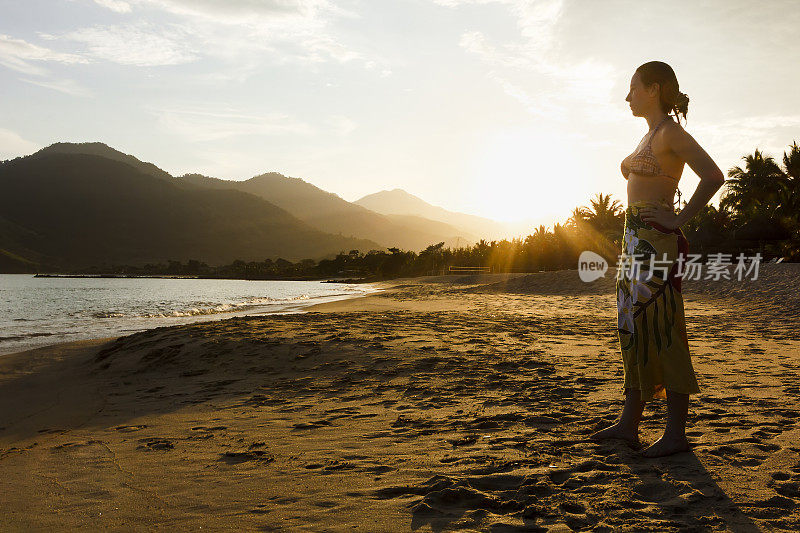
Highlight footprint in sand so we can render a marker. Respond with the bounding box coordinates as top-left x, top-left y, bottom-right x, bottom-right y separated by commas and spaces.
136, 438, 174, 451
731, 455, 768, 467
558, 501, 592, 529
447, 434, 480, 447
783, 384, 800, 395
363, 465, 394, 474
291, 419, 332, 430
219, 450, 275, 464
740, 495, 798, 520
302, 459, 356, 472
52, 439, 104, 450
769, 462, 800, 501
752, 426, 784, 440
114, 424, 147, 432
37, 428, 67, 434
190, 425, 227, 431
372, 460, 637, 530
